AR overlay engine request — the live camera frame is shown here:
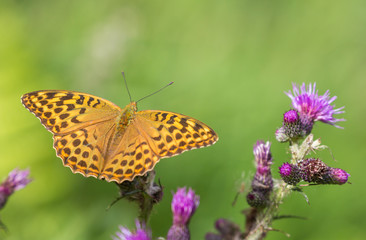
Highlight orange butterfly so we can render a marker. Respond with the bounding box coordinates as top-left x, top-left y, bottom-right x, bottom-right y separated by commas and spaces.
22, 86, 218, 183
